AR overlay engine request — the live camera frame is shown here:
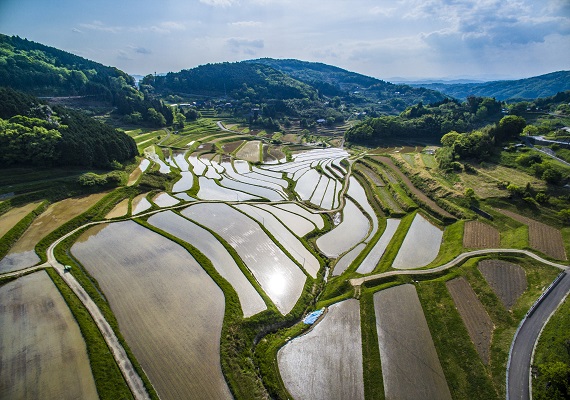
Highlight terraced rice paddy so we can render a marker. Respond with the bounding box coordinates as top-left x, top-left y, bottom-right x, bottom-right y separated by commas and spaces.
347, 176, 378, 241
374, 284, 452, 400
0, 271, 98, 400
72, 221, 231, 400
0, 192, 108, 273
0, 201, 41, 238
188, 155, 207, 175
152, 192, 179, 207
478, 259, 527, 310
392, 213, 443, 270
356, 219, 400, 274
236, 140, 261, 162
131, 193, 151, 215
197, 176, 259, 201
148, 210, 267, 317
105, 198, 129, 219
172, 171, 195, 192
182, 203, 306, 314
274, 203, 325, 229
235, 204, 320, 278
278, 299, 364, 400
446, 277, 493, 364
316, 199, 370, 258
127, 158, 150, 186
463, 220, 500, 249
254, 204, 317, 237
333, 243, 366, 276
